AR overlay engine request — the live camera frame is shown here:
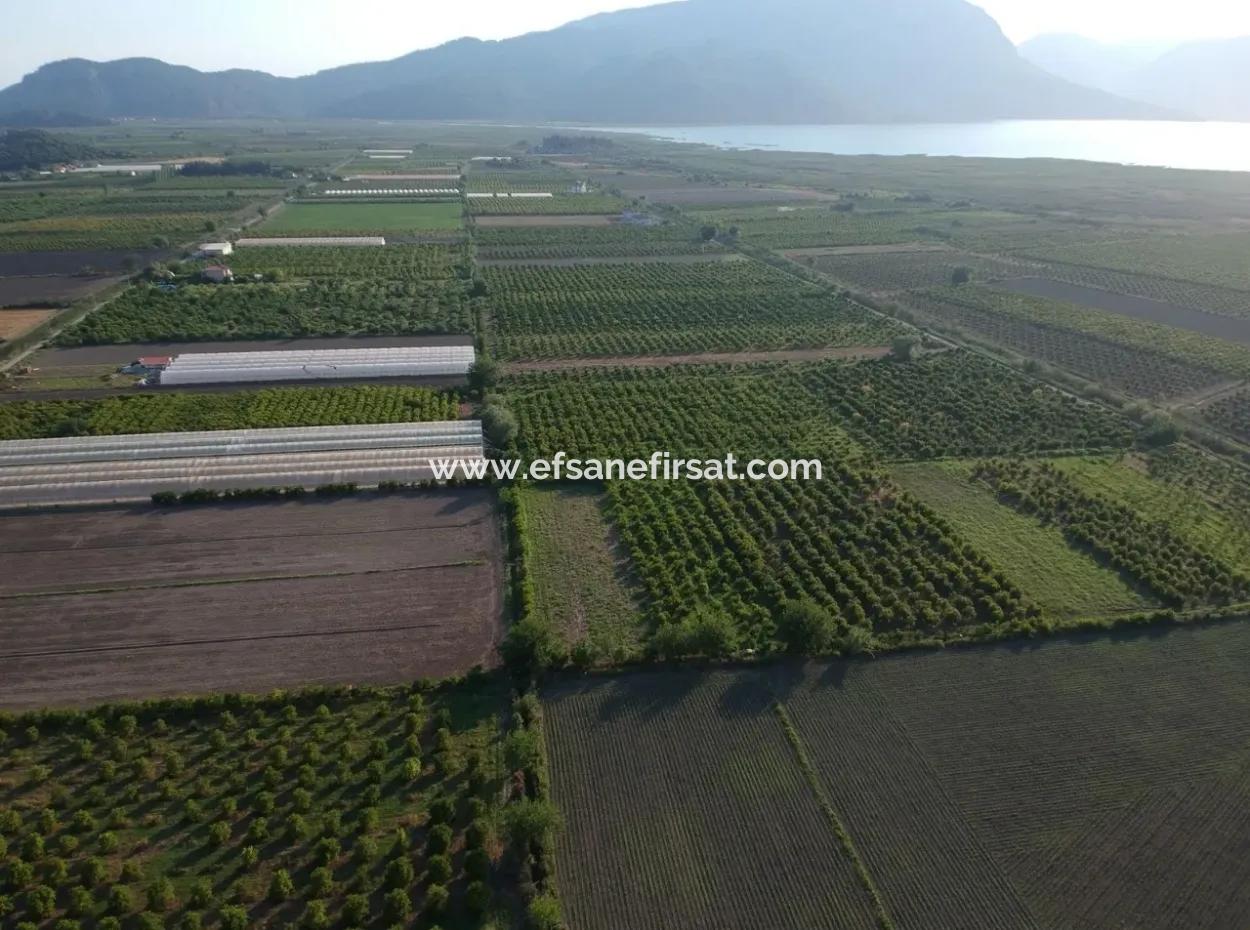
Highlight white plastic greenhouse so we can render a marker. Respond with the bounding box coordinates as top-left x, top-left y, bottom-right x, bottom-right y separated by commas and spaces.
320, 189, 459, 196
156, 345, 475, 386
0, 421, 485, 508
